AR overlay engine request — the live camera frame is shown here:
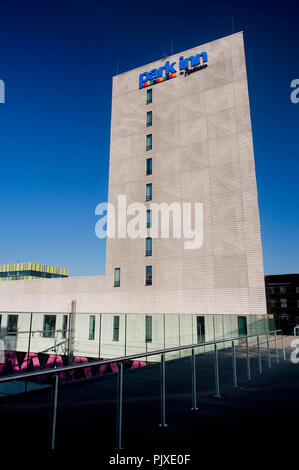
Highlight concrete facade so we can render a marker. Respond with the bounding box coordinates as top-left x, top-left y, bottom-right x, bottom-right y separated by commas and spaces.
0, 32, 266, 317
